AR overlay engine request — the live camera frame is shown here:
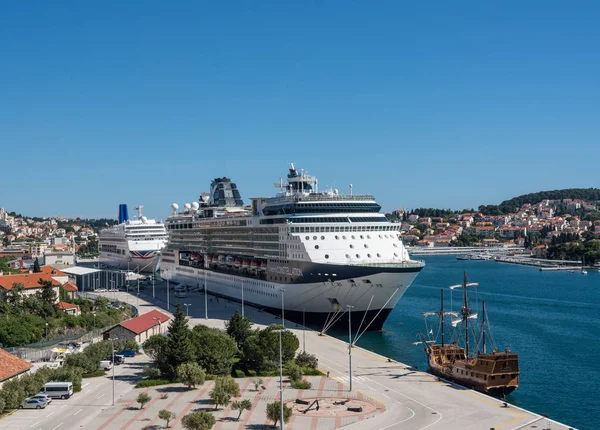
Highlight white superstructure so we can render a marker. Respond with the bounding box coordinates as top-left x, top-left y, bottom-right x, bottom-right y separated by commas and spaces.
99, 205, 168, 273
162, 165, 424, 330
